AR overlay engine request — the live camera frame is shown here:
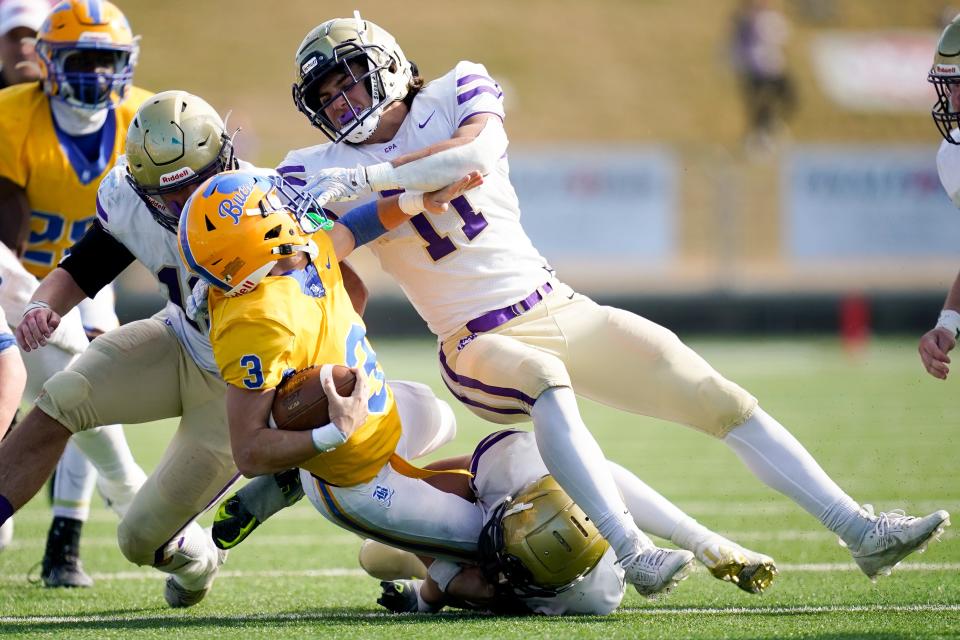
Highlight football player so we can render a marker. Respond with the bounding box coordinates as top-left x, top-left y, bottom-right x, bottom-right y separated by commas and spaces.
369, 430, 779, 615
921, 16, 960, 379
178, 168, 695, 598
277, 13, 950, 586
0, 0, 50, 89
0, 0, 148, 587
9, 88, 464, 607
